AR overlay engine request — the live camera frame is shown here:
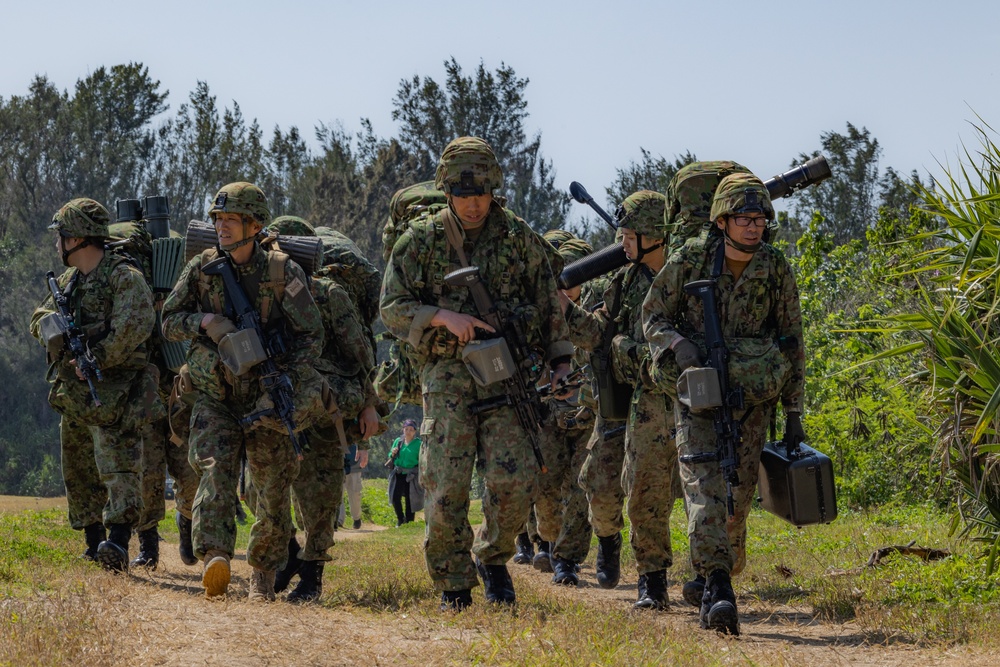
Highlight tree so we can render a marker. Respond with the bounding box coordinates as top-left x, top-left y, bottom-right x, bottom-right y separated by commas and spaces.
391, 58, 568, 232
